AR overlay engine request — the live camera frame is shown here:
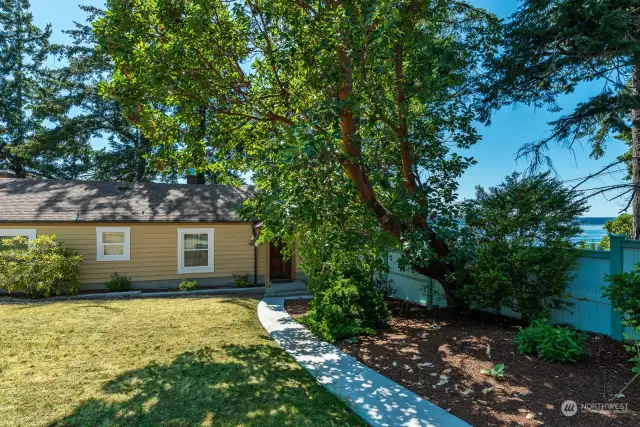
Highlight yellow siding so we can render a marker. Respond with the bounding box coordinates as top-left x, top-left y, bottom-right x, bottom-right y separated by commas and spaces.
257, 241, 266, 273
0, 222, 260, 285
